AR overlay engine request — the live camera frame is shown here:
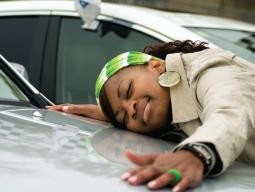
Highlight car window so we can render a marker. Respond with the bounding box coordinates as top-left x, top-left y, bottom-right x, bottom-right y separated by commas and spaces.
0, 17, 37, 62
187, 27, 255, 63
0, 16, 47, 88
56, 17, 162, 104
0, 69, 28, 103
